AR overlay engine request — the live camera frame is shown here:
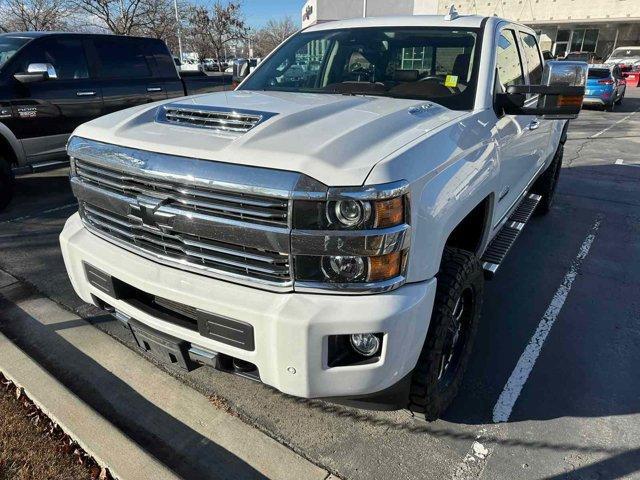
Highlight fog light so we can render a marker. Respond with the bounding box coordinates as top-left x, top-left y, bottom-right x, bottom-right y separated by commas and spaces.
350, 333, 380, 357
